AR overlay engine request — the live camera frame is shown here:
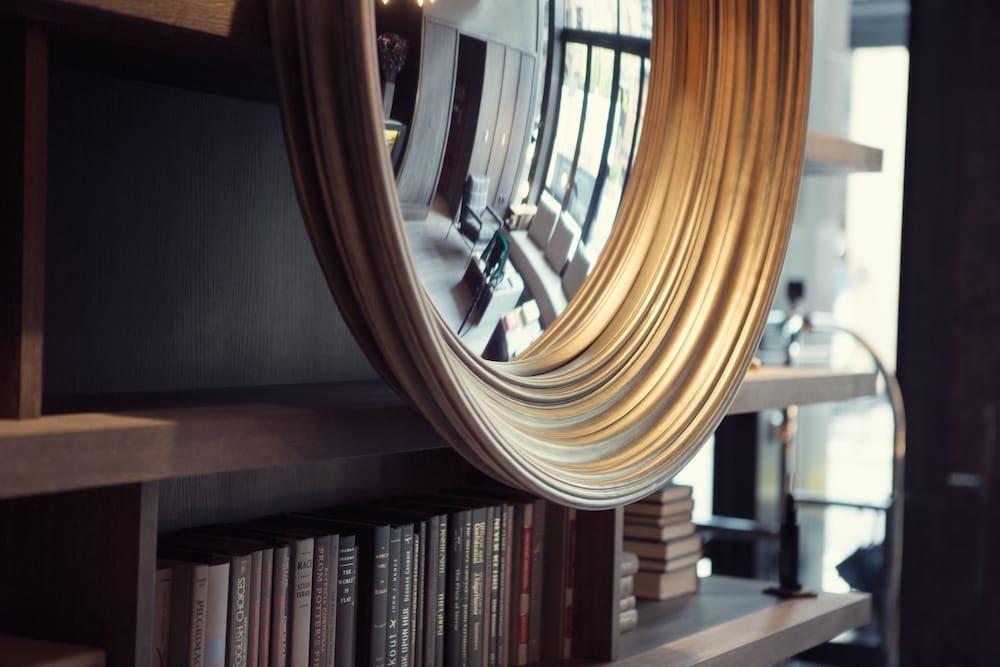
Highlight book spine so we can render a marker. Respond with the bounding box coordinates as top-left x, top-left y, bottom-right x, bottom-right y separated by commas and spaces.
541, 504, 567, 661
445, 511, 464, 667
486, 507, 500, 667
515, 504, 532, 666
386, 526, 402, 667
460, 510, 473, 667
311, 536, 330, 667
527, 501, 545, 664
270, 545, 291, 667
225, 555, 251, 667
369, 526, 391, 667
468, 508, 487, 667
411, 525, 424, 667
206, 562, 231, 667
258, 549, 274, 667
434, 515, 447, 667
421, 518, 438, 667
335, 537, 357, 667
290, 539, 315, 667
248, 550, 263, 667
399, 526, 414, 667
564, 509, 576, 660
327, 534, 340, 667
496, 506, 511, 667
153, 567, 172, 667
